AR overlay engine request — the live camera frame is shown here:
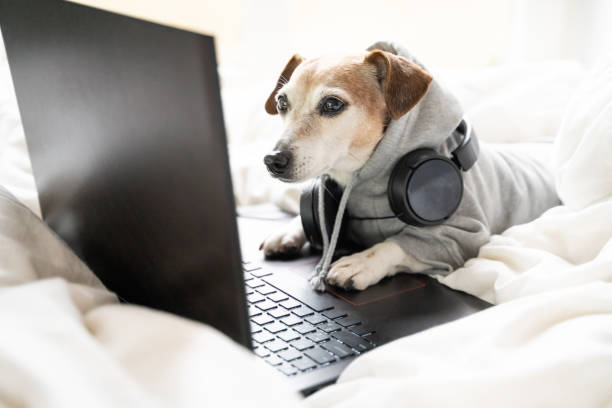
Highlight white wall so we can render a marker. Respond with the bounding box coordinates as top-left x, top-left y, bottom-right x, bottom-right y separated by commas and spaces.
236, 0, 515, 69
510, 0, 612, 65
73, 0, 611, 74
